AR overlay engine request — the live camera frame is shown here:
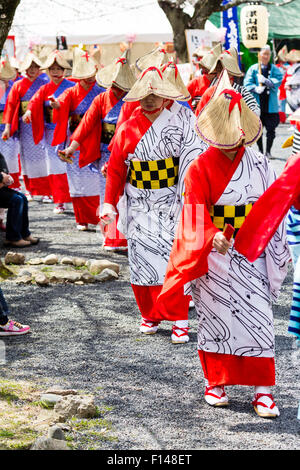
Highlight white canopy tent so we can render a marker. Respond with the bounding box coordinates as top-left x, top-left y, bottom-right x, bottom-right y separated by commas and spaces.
8, 0, 223, 67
